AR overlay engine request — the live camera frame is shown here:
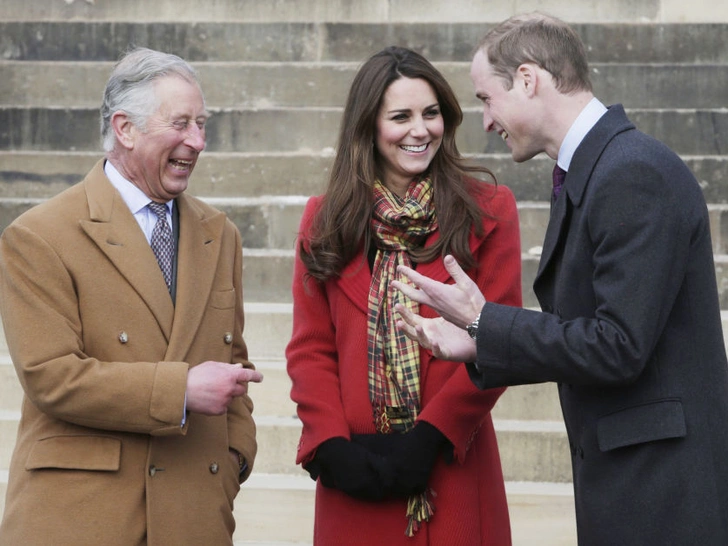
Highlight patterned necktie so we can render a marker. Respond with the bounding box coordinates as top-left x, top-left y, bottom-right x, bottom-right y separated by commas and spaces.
552, 164, 567, 200
148, 201, 173, 292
